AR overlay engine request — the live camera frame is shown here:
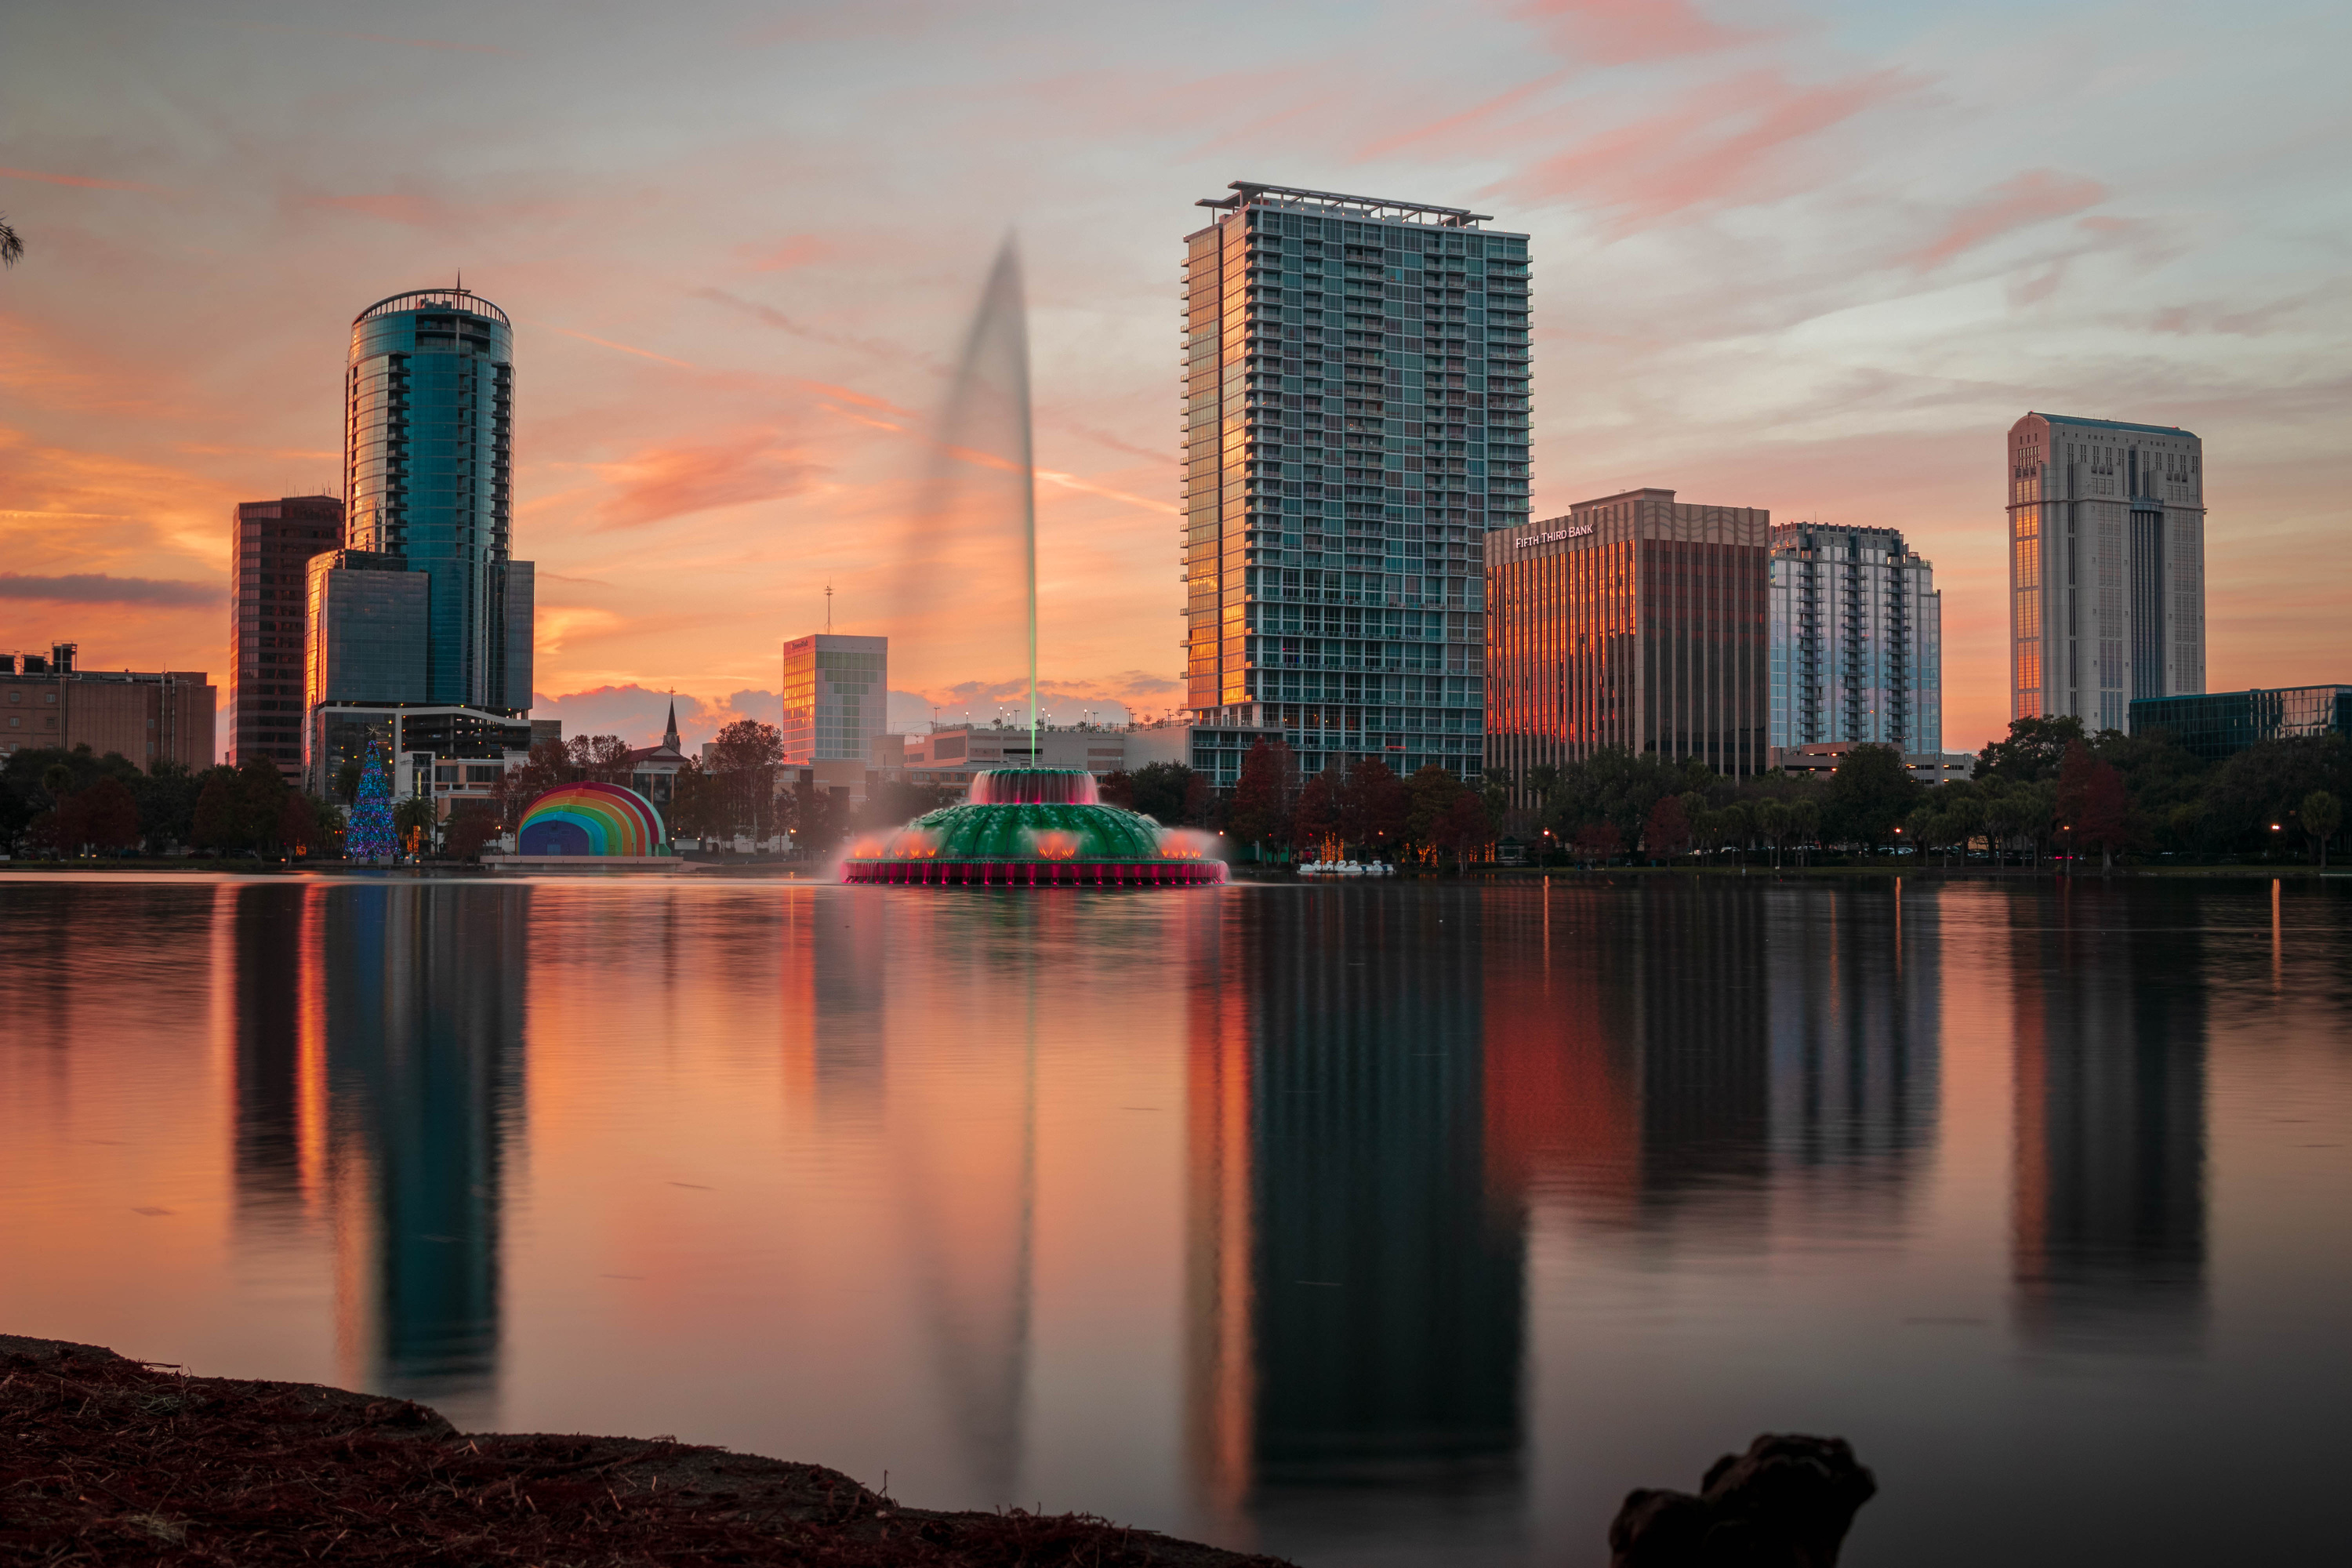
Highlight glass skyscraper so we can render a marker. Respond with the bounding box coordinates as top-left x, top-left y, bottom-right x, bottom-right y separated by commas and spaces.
343, 287, 532, 713
1767, 524, 1941, 753
1182, 182, 1531, 781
